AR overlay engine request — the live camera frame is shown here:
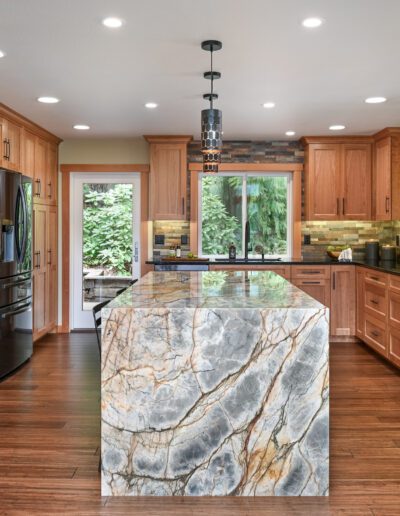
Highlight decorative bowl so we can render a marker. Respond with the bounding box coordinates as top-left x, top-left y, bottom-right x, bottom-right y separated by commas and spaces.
327, 250, 341, 260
